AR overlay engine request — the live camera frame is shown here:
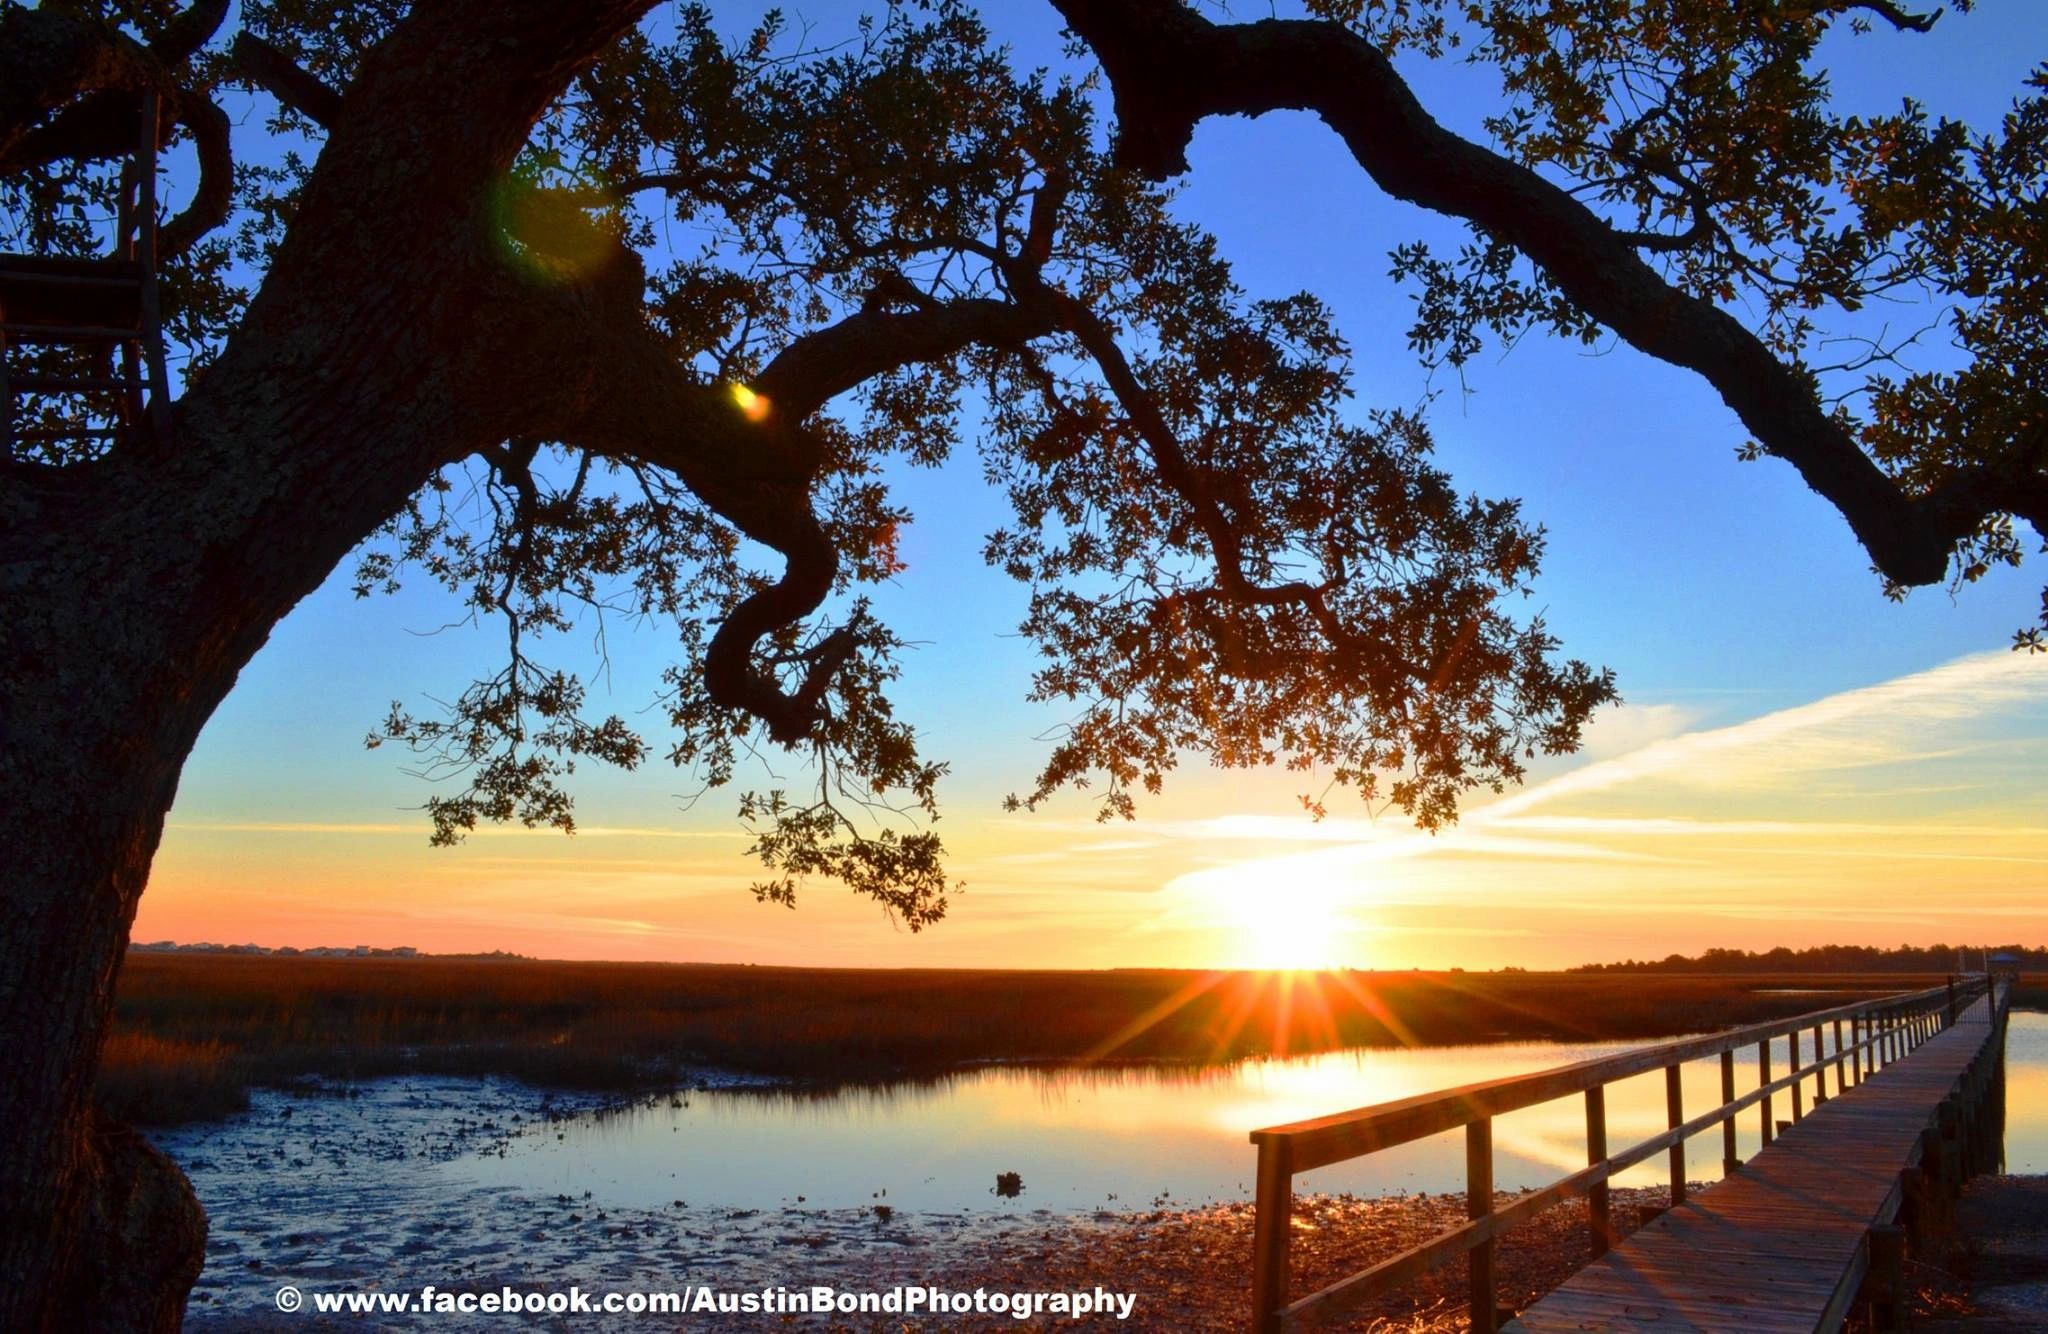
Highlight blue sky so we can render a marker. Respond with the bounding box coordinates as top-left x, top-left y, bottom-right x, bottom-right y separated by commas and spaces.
139, 1, 2048, 966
